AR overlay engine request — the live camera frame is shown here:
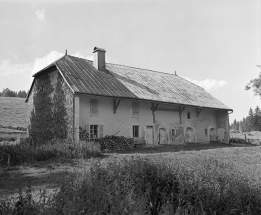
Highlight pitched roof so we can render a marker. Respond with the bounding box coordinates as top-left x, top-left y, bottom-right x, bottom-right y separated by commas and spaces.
27, 55, 232, 111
